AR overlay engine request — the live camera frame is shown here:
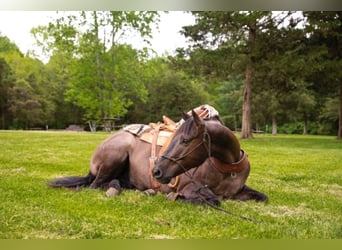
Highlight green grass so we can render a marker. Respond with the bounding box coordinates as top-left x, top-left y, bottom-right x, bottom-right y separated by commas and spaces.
0, 130, 341, 239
